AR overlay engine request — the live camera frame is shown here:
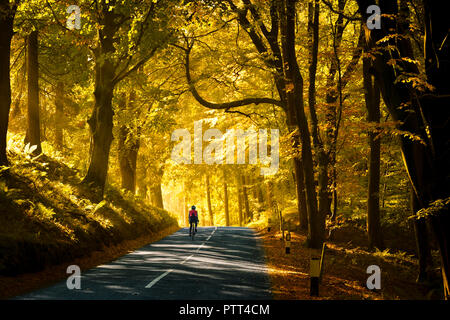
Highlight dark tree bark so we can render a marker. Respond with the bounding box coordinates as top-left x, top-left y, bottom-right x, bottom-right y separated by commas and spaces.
357, 0, 450, 296
363, 56, 384, 250
83, 18, 116, 196
241, 174, 251, 223
236, 175, 243, 227
118, 125, 140, 193
0, 0, 16, 166
137, 181, 148, 200
183, 182, 189, 226
279, 0, 322, 248
117, 91, 140, 194
307, 0, 331, 228
331, 167, 338, 220
223, 170, 230, 226
206, 174, 214, 225
423, 0, 450, 294
25, 30, 42, 155
54, 81, 64, 150
287, 106, 308, 229
412, 190, 432, 282
250, 176, 257, 199
266, 179, 274, 214
256, 177, 264, 205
